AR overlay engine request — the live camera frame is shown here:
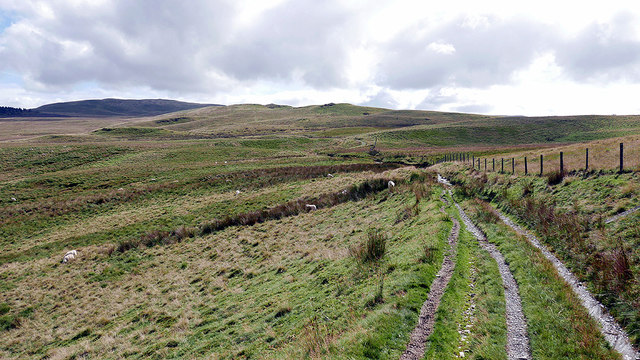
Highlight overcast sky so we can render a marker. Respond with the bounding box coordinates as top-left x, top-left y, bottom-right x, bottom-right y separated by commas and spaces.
1, 1, 640, 115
